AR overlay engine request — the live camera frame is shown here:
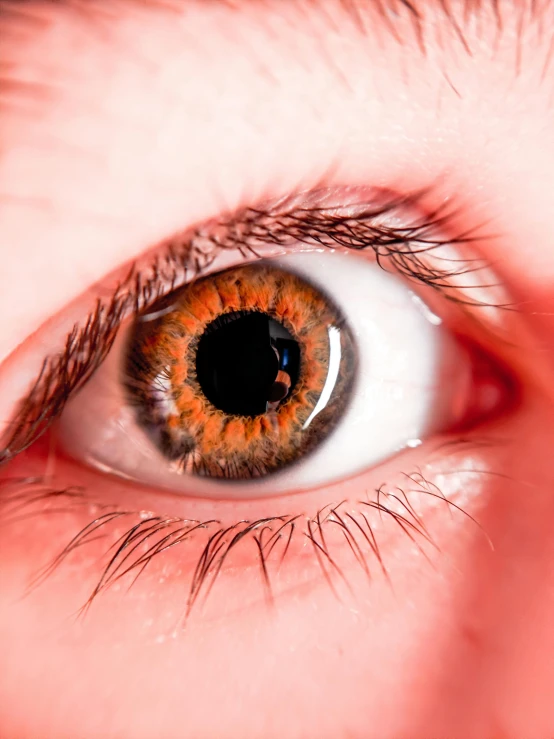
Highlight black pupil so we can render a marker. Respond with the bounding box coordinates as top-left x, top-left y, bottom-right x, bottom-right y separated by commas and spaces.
195, 311, 300, 416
